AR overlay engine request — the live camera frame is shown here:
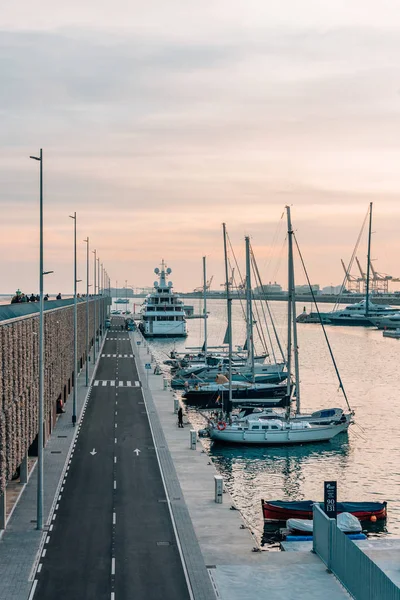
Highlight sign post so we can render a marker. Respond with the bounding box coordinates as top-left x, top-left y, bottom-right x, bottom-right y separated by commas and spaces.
324, 480, 337, 519
145, 363, 151, 388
